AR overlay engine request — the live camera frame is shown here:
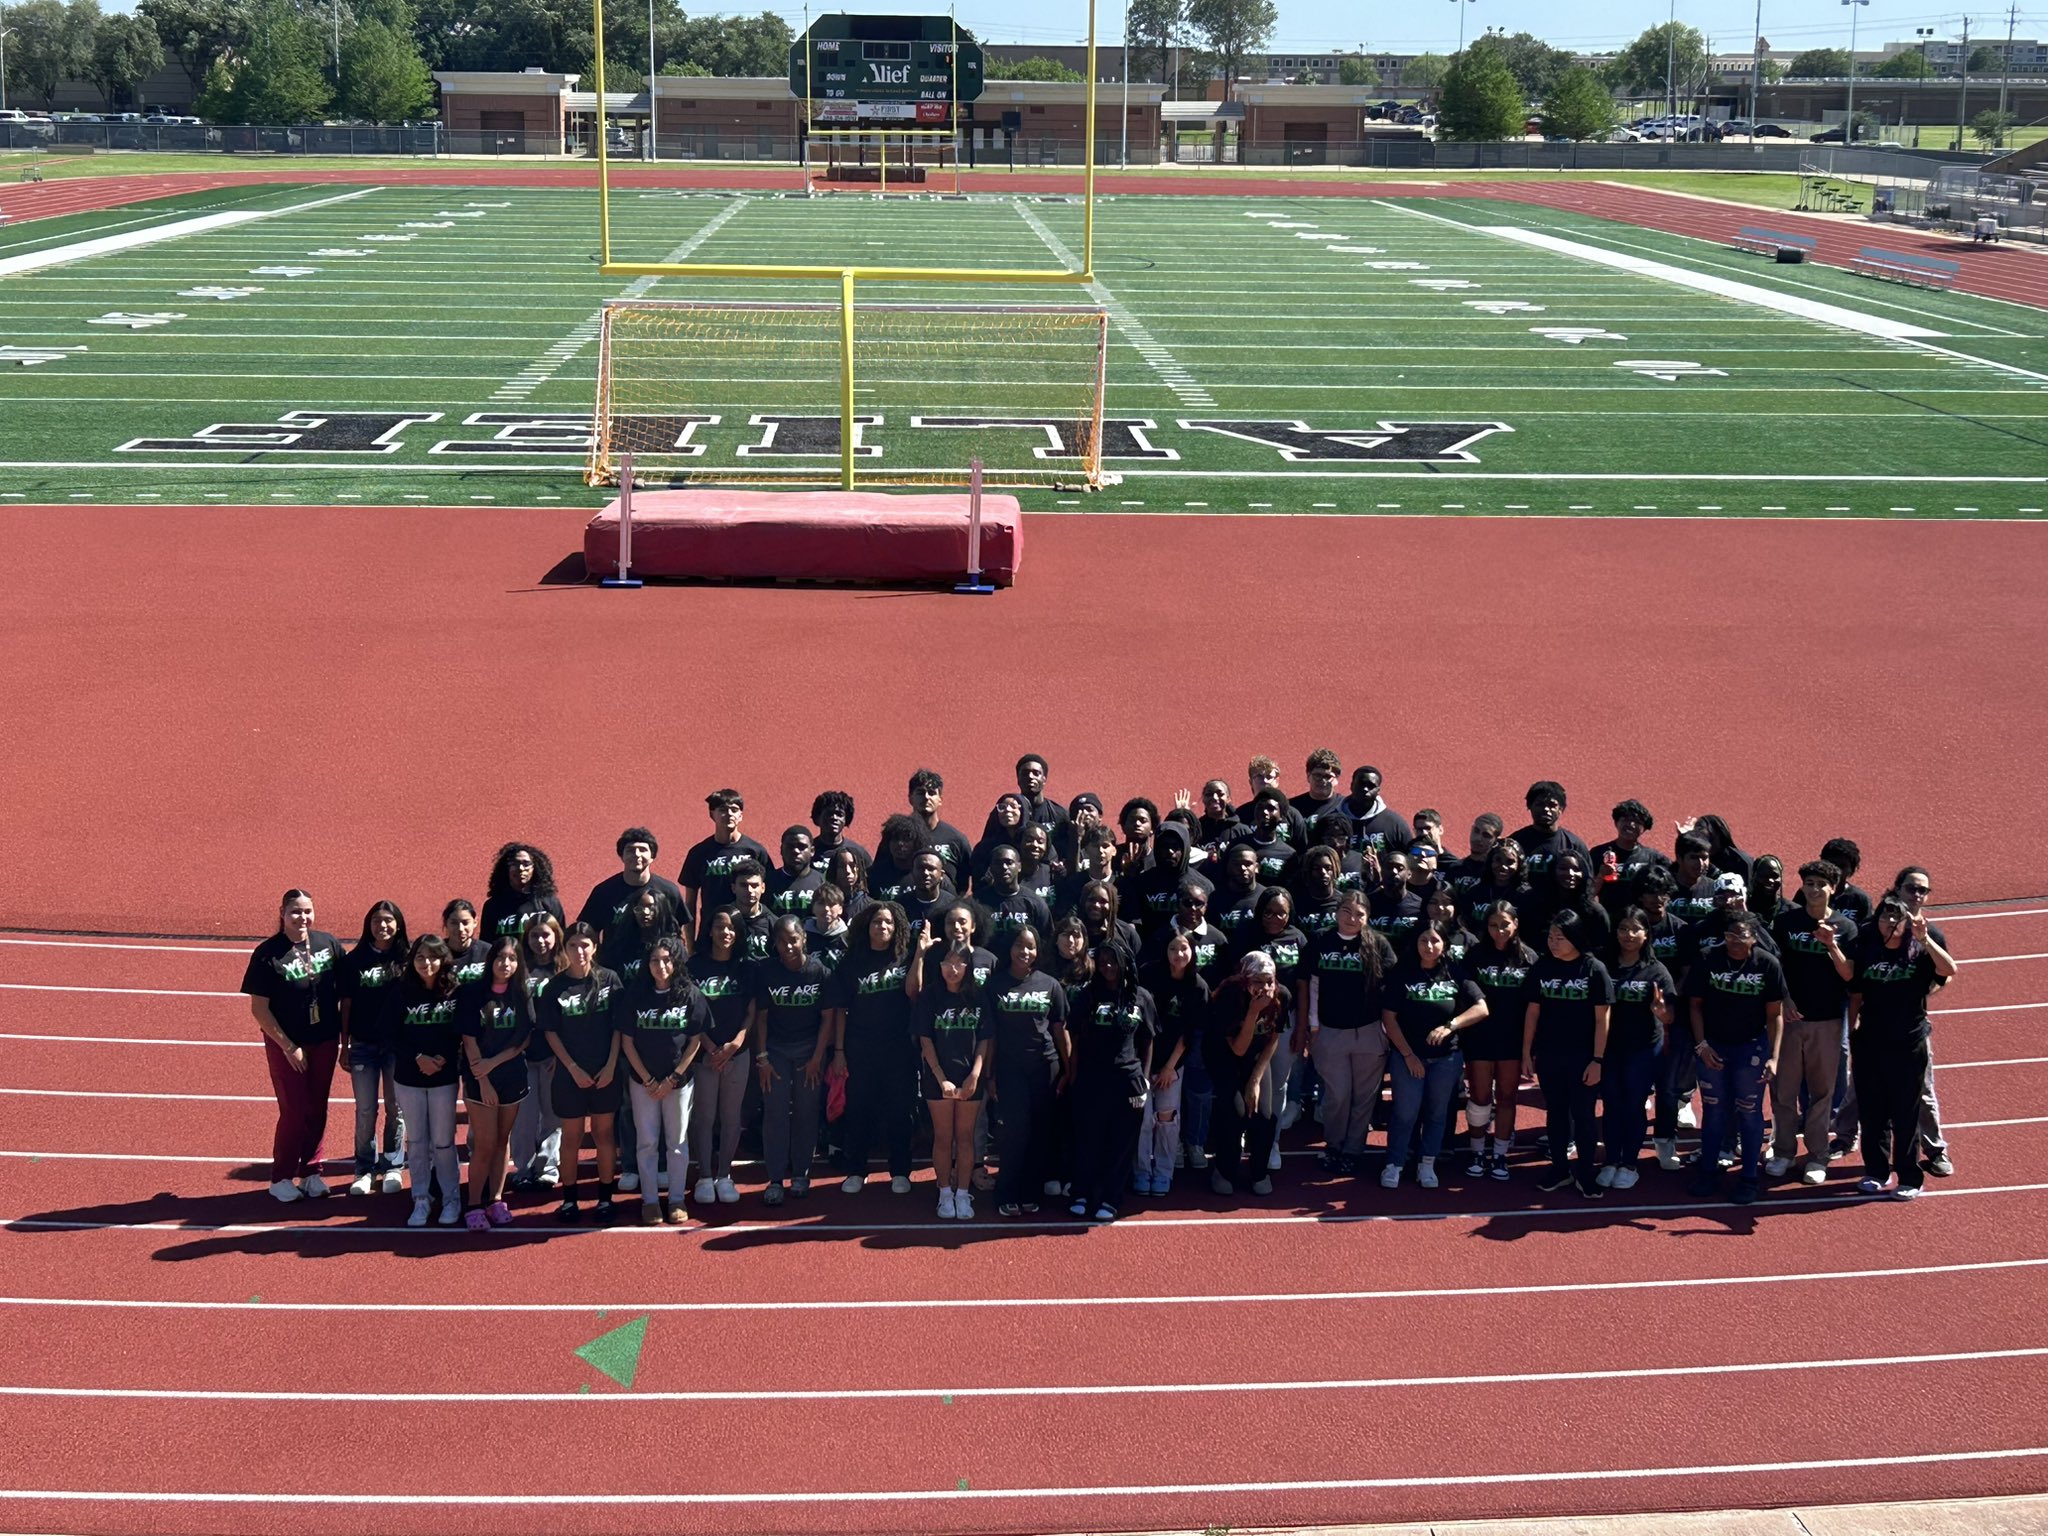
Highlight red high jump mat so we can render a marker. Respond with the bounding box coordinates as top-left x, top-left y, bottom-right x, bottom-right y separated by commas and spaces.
583, 488, 1022, 587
